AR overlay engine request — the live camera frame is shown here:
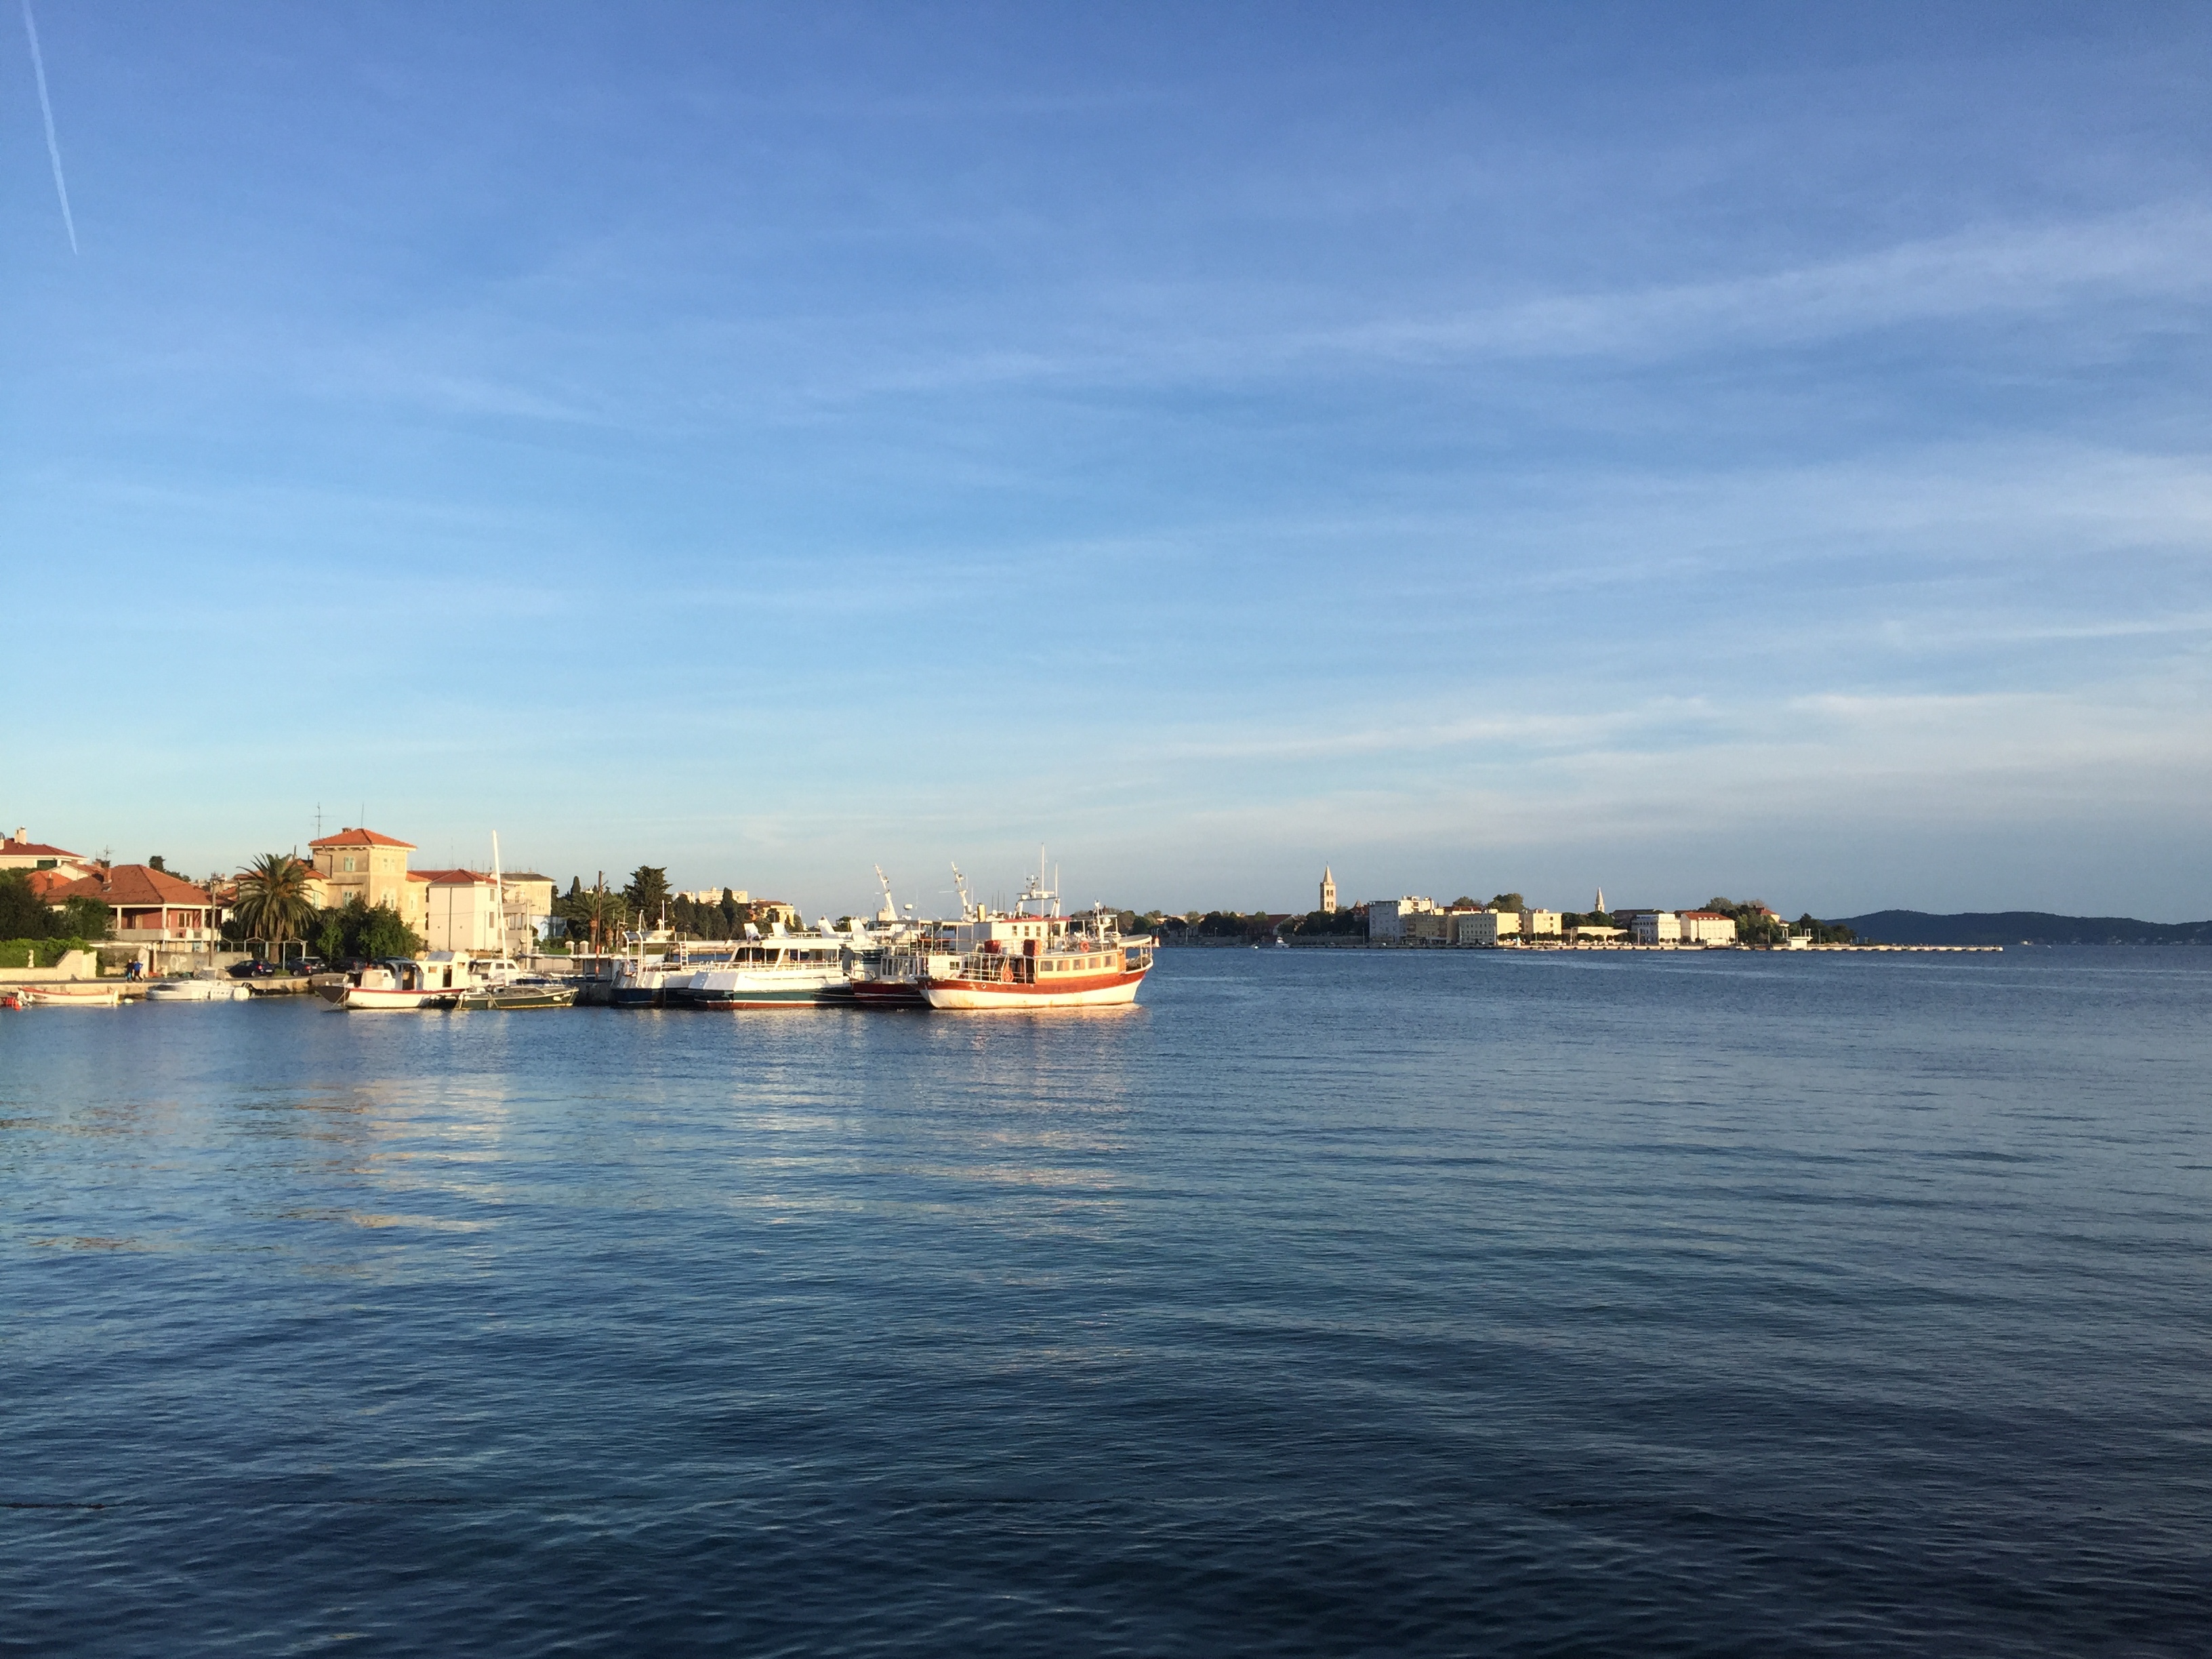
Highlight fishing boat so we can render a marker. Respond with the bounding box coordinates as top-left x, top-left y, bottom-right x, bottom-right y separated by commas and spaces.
918, 856, 1152, 1010
8, 983, 122, 1008
321, 954, 472, 1010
